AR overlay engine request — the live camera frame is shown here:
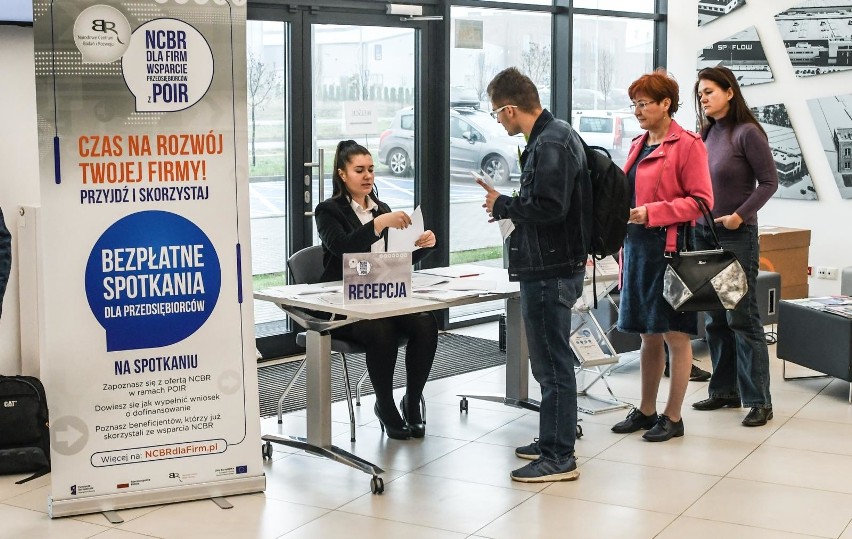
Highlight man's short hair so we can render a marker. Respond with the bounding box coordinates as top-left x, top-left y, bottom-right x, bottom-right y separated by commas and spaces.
487, 67, 541, 113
